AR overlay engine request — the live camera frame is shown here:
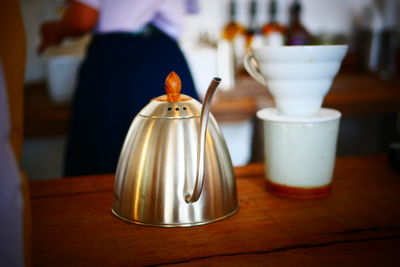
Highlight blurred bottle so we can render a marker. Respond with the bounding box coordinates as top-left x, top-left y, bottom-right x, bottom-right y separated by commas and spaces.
220, 0, 245, 89
222, 0, 244, 41
286, 0, 312, 45
221, 0, 245, 62
262, 0, 285, 46
245, 0, 263, 49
